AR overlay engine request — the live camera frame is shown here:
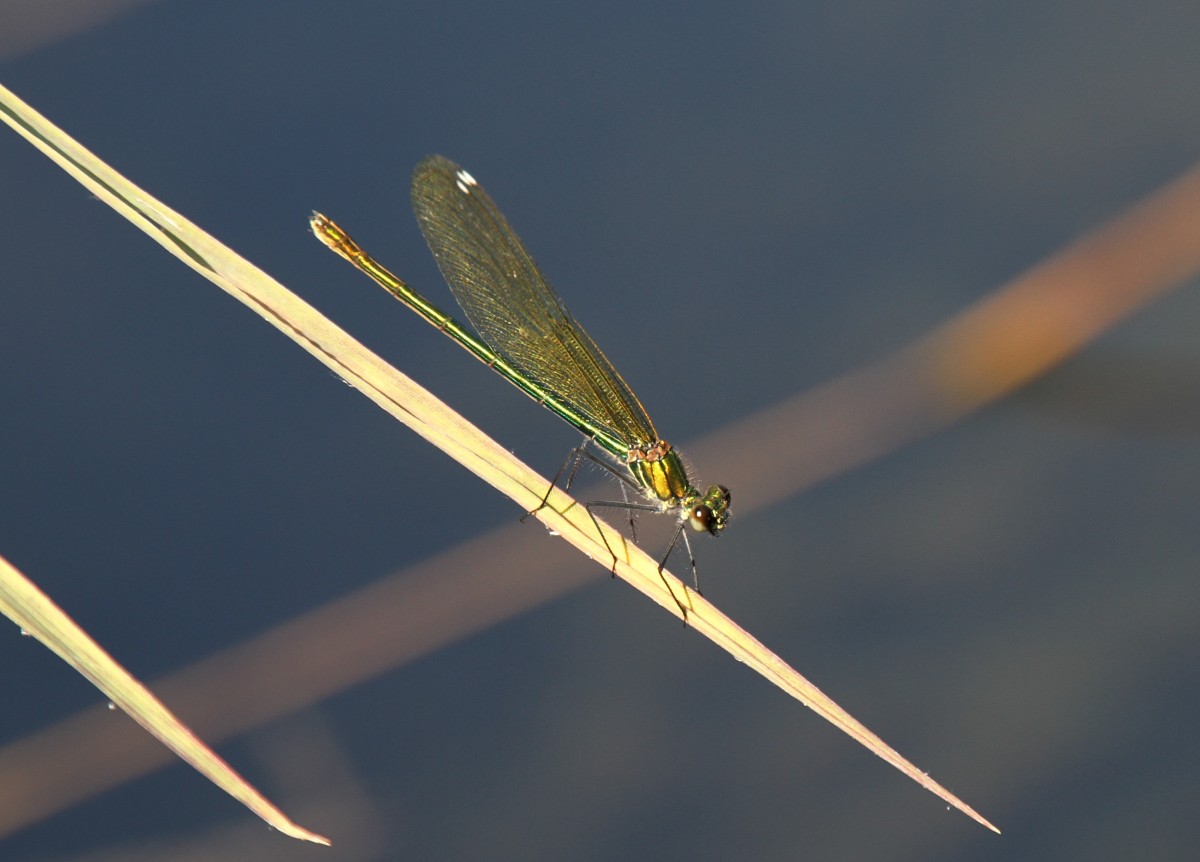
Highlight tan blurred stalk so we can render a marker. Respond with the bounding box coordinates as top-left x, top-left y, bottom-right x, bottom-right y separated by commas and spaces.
0, 0, 153, 62
692, 161, 1200, 512
2, 157, 1197, 837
